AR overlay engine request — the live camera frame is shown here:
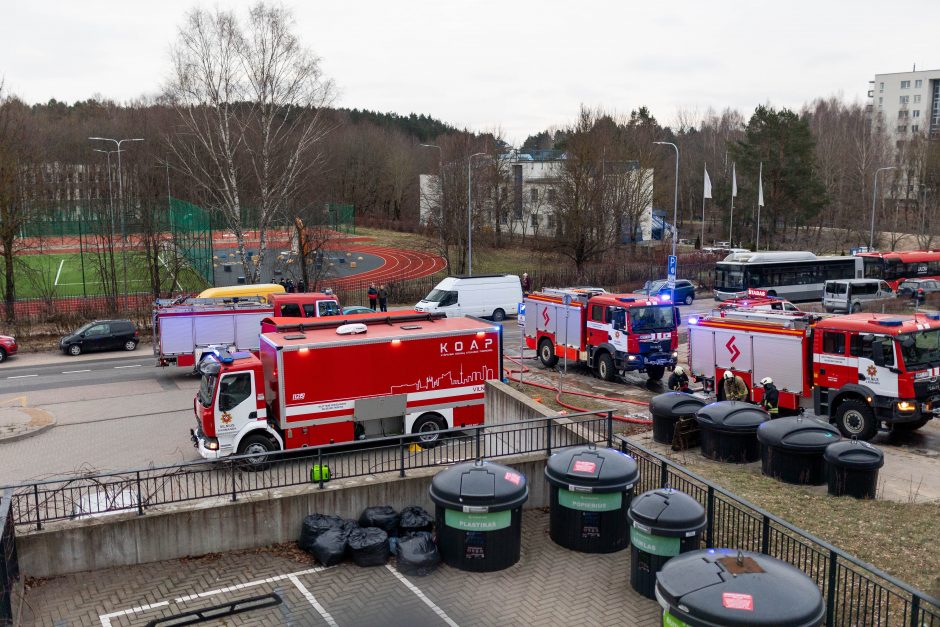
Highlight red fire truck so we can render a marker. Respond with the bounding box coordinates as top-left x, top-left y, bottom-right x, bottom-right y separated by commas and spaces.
687, 308, 940, 440
190, 312, 501, 460
523, 288, 679, 381
153, 293, 340, 368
